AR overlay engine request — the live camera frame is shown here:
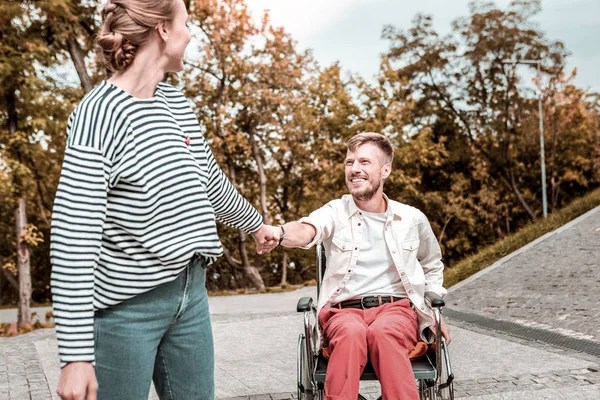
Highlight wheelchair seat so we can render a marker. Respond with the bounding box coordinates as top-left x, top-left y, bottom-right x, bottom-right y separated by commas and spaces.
314, 353, 438, 384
